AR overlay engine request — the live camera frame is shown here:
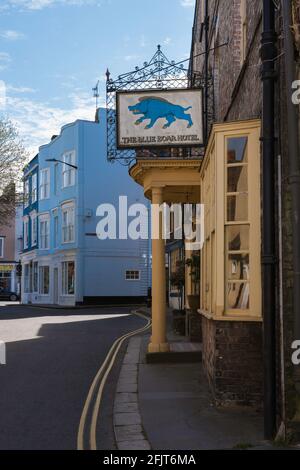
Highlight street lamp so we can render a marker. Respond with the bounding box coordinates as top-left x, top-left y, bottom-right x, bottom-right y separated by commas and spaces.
45, 158, 78, 170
